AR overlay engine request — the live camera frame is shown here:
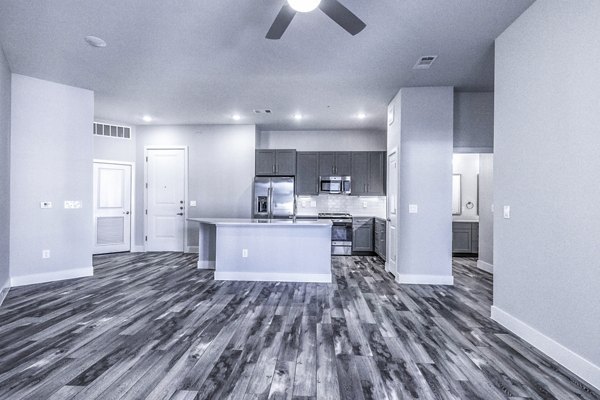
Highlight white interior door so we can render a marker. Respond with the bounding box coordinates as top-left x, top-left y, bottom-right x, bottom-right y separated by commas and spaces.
146, 148, 185, 252
386, 151, 398, 275
93, 162, 132, 254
